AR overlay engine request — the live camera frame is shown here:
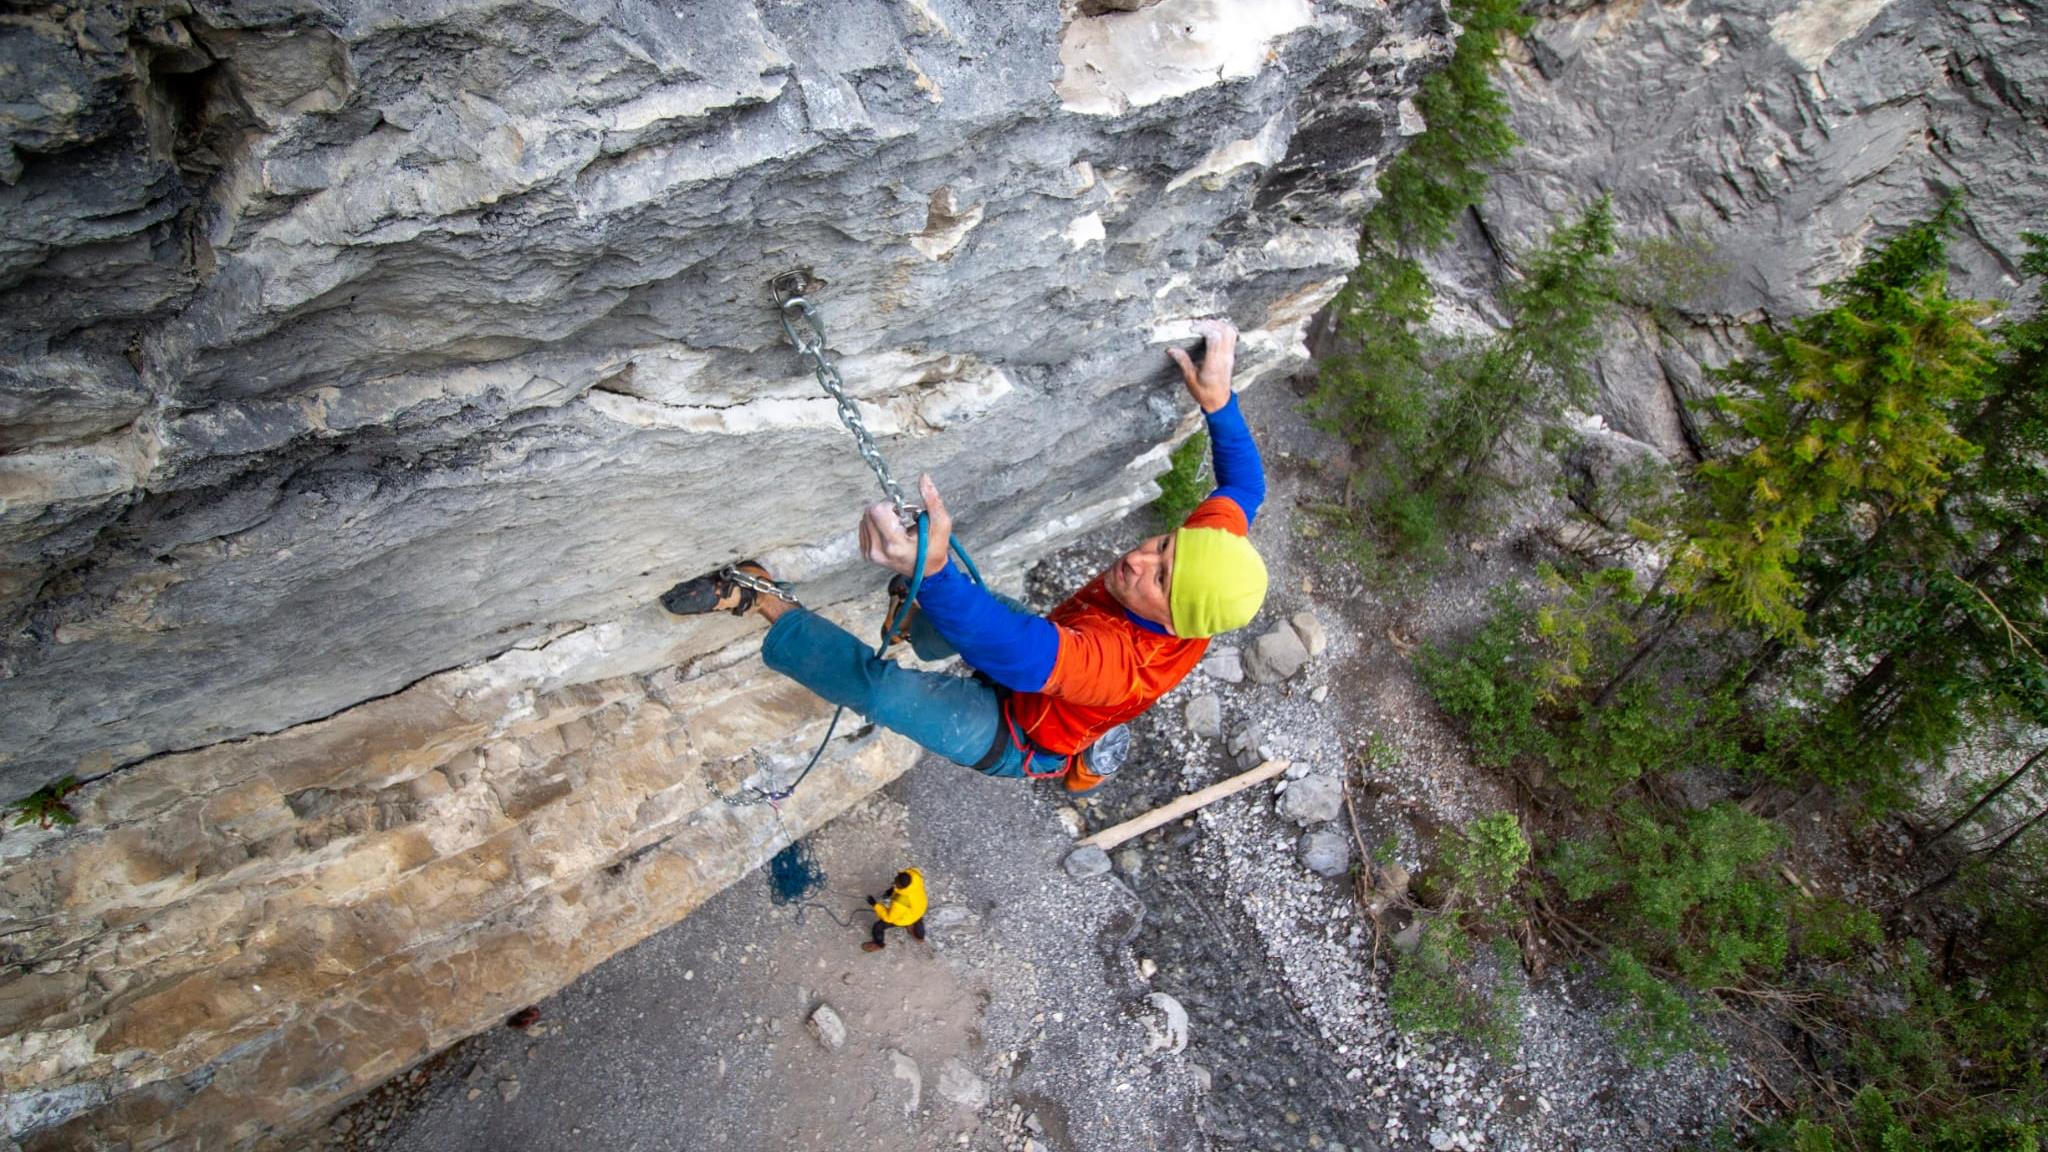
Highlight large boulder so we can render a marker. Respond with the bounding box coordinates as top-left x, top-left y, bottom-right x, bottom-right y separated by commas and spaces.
1245, 623, 1312, 683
